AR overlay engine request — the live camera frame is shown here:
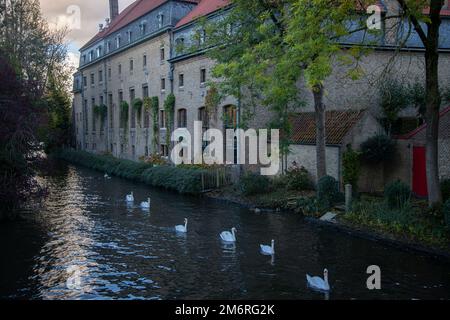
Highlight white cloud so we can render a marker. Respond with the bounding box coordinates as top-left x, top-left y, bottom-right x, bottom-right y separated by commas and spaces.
40, 0, 135, 49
